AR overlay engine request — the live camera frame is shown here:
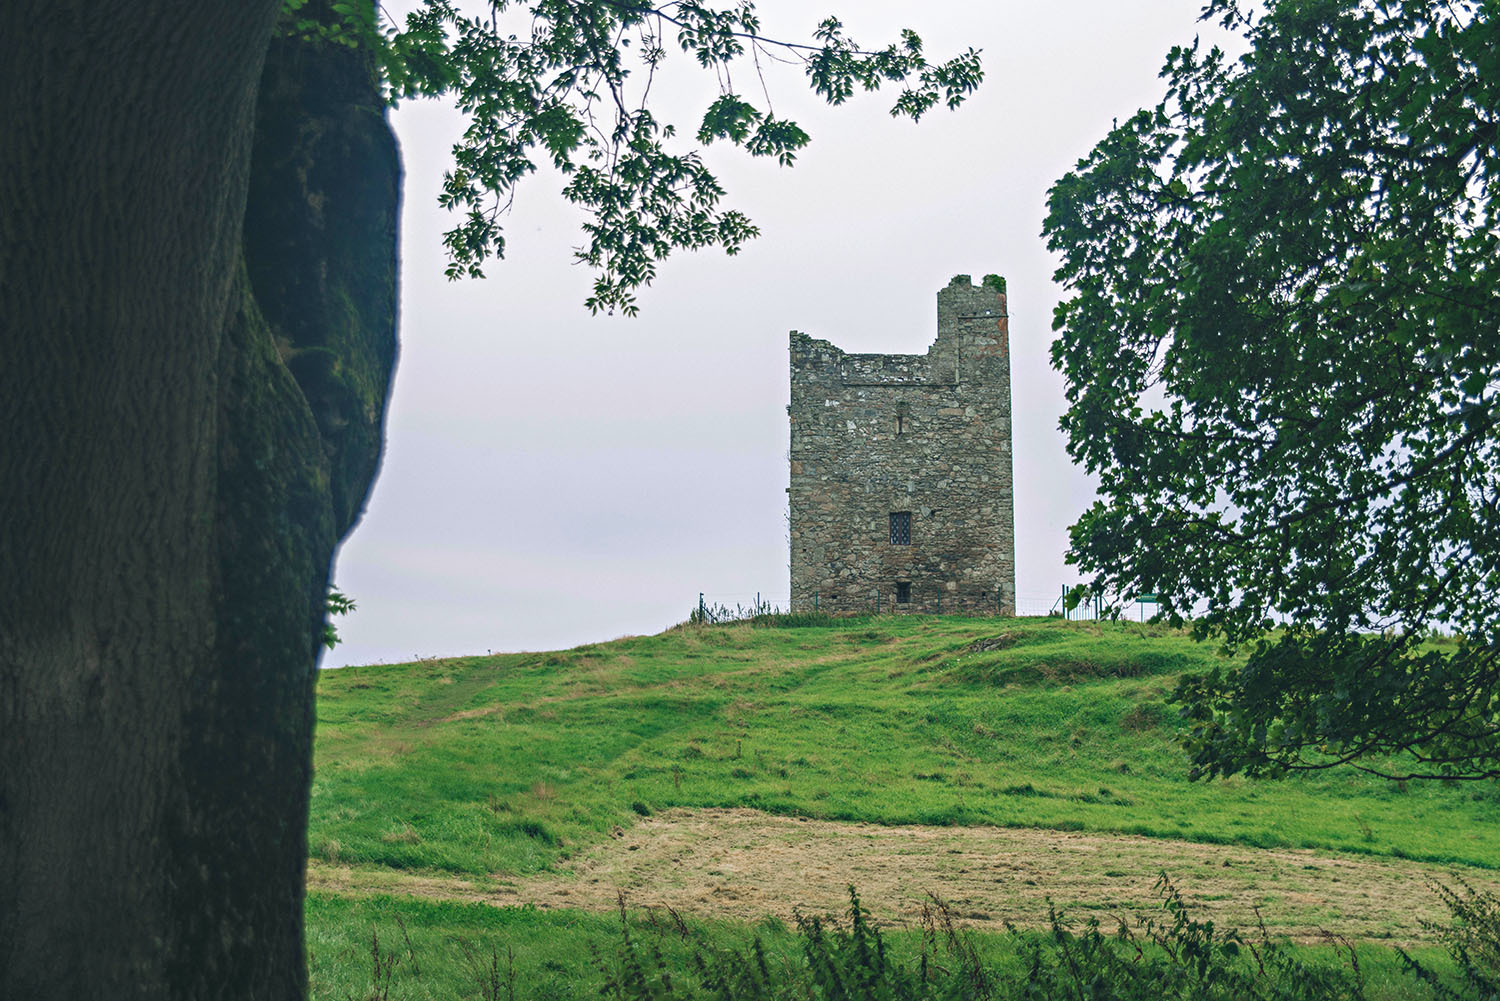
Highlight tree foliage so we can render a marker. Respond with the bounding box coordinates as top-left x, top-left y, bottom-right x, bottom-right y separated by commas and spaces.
299, 0, 982, 313
1043, 0, 1499, 780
